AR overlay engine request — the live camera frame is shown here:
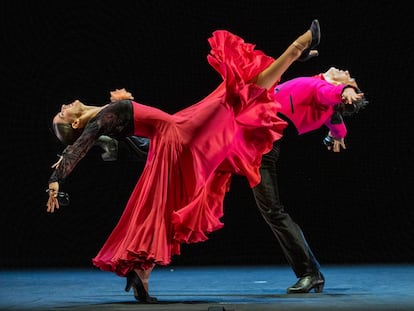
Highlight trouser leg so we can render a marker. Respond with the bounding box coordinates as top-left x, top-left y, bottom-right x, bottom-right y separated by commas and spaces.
252, 140, 320, 277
